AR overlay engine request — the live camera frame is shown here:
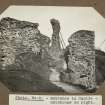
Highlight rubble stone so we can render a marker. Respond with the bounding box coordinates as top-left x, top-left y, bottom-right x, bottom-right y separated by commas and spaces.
0, 17, 50, 79
67, 30, 96, 91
